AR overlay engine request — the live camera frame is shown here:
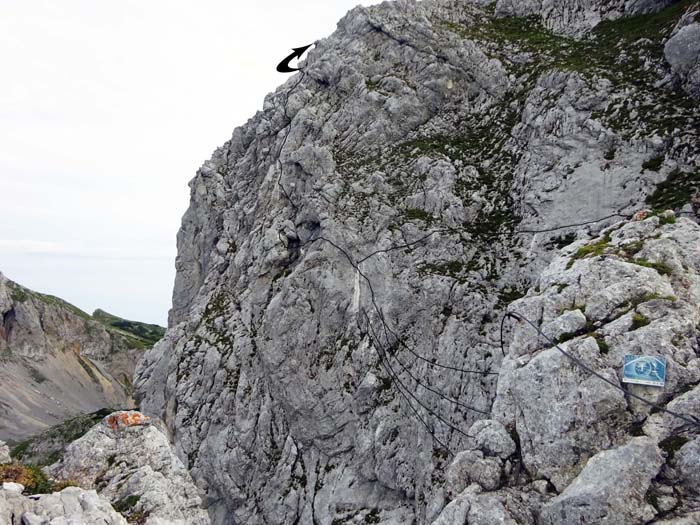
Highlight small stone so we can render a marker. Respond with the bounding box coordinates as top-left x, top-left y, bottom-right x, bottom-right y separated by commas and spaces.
469, 419, 517, 459
532, 480, 549, 495
470, 457, 503, 491
20, 512, 43, 525
3, 482, 25, 493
